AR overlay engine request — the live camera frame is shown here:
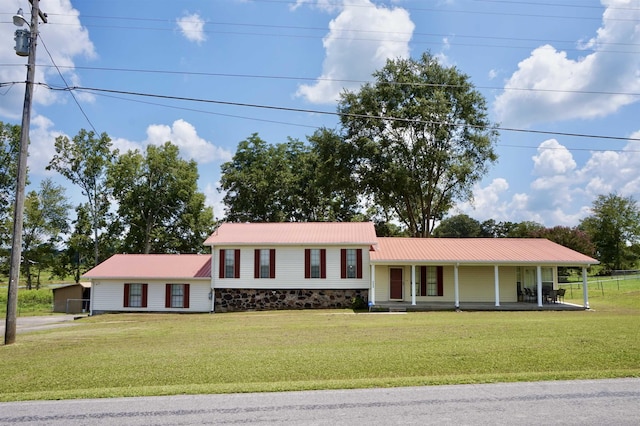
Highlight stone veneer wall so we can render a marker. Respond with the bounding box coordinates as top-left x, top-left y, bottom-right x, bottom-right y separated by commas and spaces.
215, 288, 368, 312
